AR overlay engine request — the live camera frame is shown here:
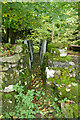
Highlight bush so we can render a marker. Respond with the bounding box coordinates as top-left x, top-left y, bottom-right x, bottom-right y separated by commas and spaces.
2, 83, 43, 118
